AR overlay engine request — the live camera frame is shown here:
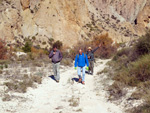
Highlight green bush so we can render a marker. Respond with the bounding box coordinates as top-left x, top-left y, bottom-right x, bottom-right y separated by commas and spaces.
32, 36, 36, 40
48, 38, 54, 46
113, 31, 150, 63
106, 30, 150, 112
42, 41, 46, 45
113, 47, 139, 64
22, 41, 32, 53
113, 48, 130, 60
134, 31, 150, 56
112, 54, 150, 87
129, 54, 150, 83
